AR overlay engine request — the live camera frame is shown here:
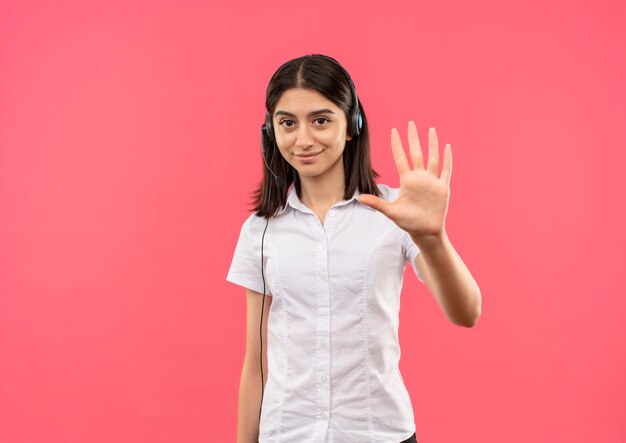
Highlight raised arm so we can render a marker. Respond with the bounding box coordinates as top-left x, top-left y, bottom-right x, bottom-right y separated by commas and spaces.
358, 121, 481, 327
